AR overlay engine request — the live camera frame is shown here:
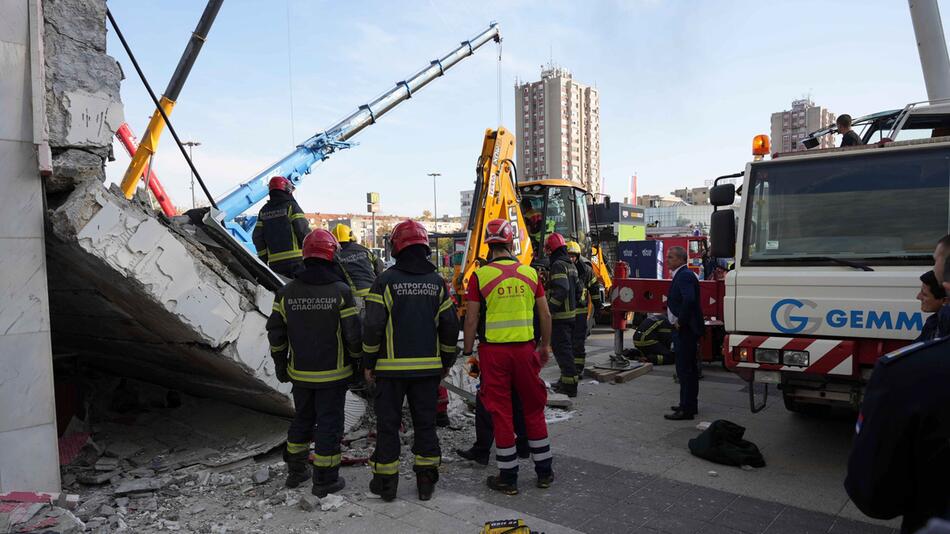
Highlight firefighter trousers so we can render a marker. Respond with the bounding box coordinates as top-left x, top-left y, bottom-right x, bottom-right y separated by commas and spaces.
370, 376, 442, 477
479, 341, 553, 483
286, 384, 347, 476
572, 313, 589, 376
552, 319, 577, 385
